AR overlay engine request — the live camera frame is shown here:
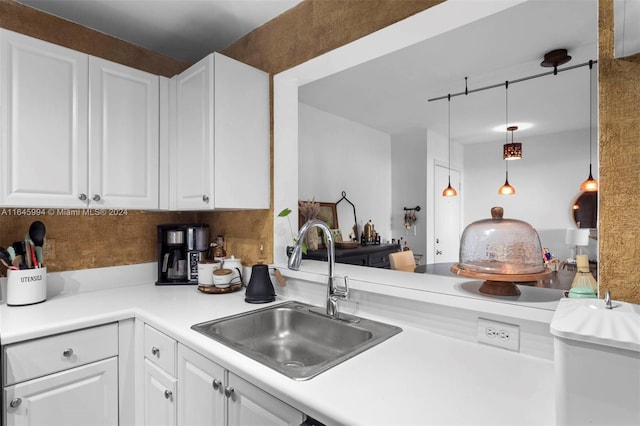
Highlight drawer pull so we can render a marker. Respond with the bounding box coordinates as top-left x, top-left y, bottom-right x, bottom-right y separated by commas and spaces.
62, 348, 74, 358
9, 398, 22, 408
164, 389, 173, 400
151, 346, 160, 356
212, 379, 222, 390
224, 386, 235, 398
202, 195, 209, 203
